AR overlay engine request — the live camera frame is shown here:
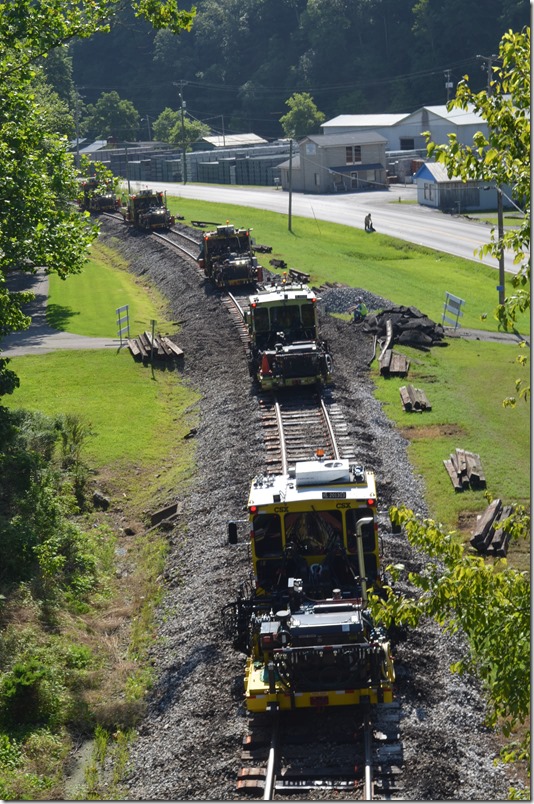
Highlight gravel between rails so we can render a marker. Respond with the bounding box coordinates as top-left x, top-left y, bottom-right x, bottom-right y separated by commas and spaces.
98, 219, 521, 801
